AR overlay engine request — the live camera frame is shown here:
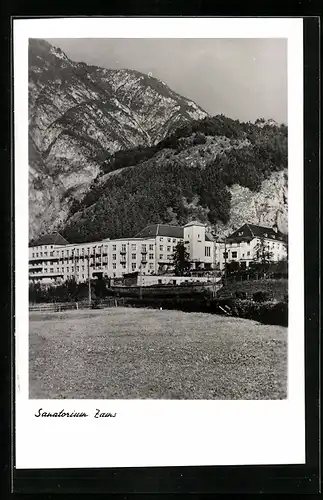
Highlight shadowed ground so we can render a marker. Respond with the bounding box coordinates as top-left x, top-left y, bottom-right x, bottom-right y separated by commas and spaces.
29, 307, 287, 399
